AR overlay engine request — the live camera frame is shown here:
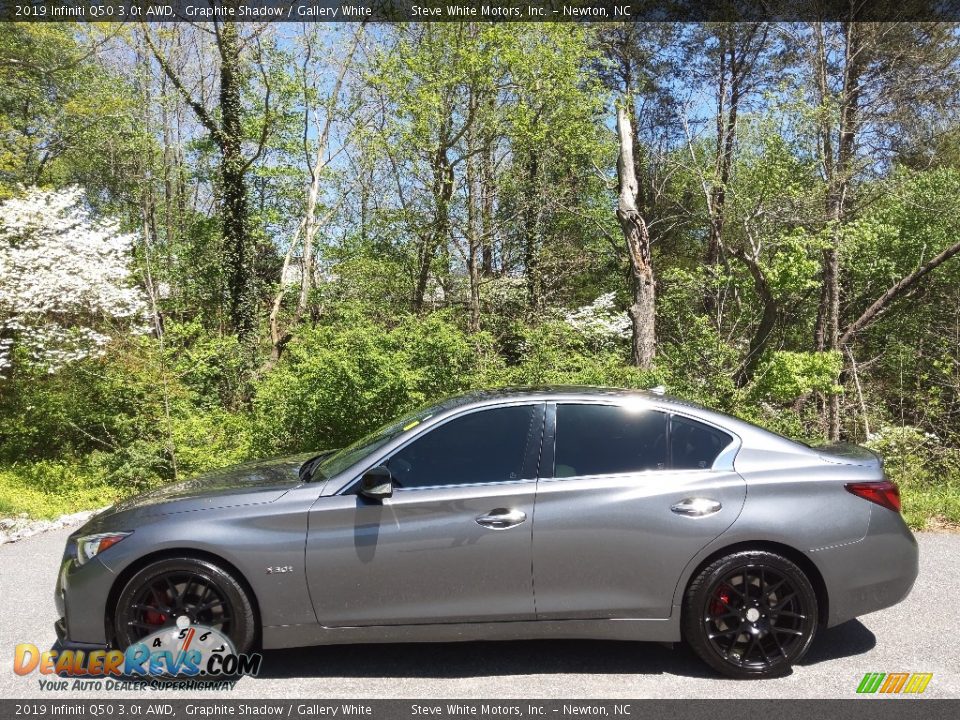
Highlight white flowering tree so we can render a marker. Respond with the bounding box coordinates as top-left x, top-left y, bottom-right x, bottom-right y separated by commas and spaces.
563, 292, 632, 348
0, 187, 148, 376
